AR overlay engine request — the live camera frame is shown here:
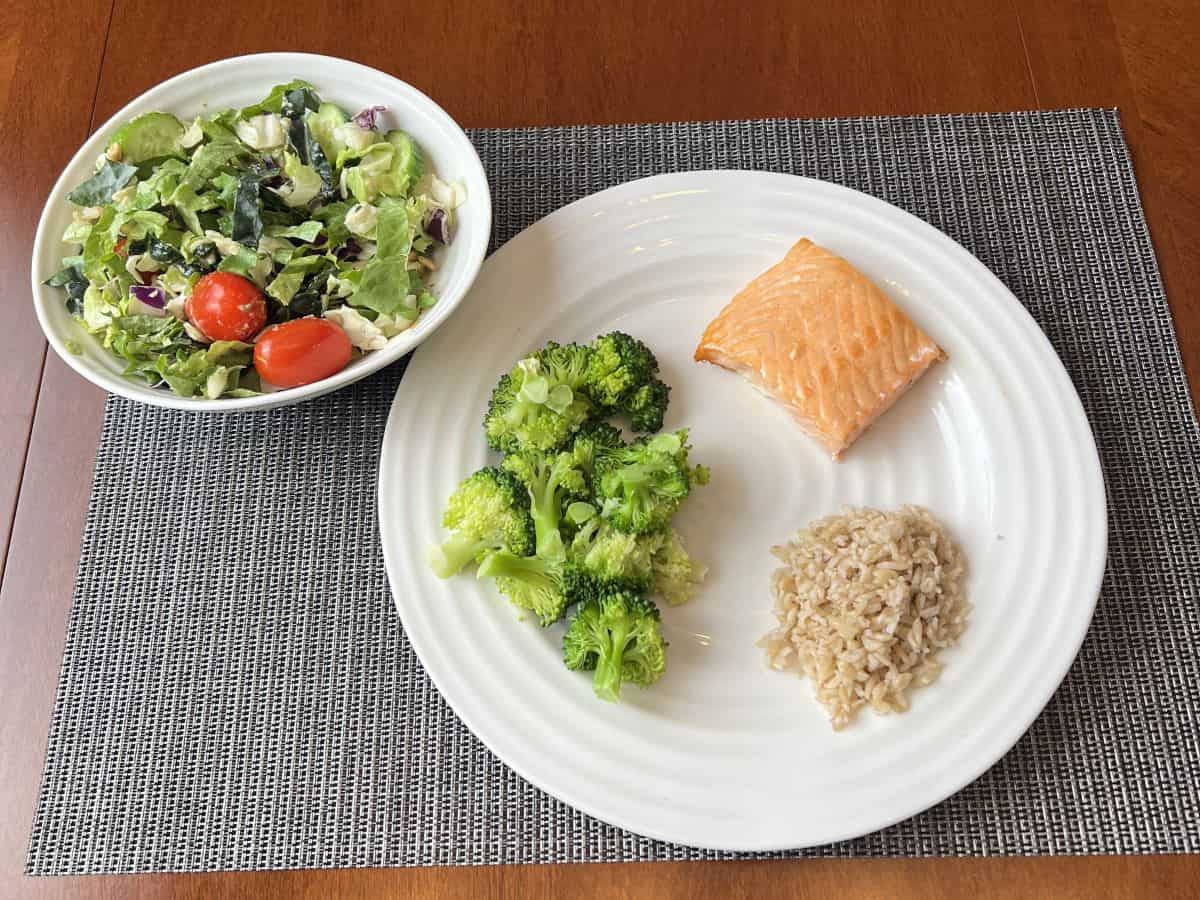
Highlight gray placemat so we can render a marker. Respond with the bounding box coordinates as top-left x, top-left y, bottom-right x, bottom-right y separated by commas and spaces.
26, 110, 1200, 874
